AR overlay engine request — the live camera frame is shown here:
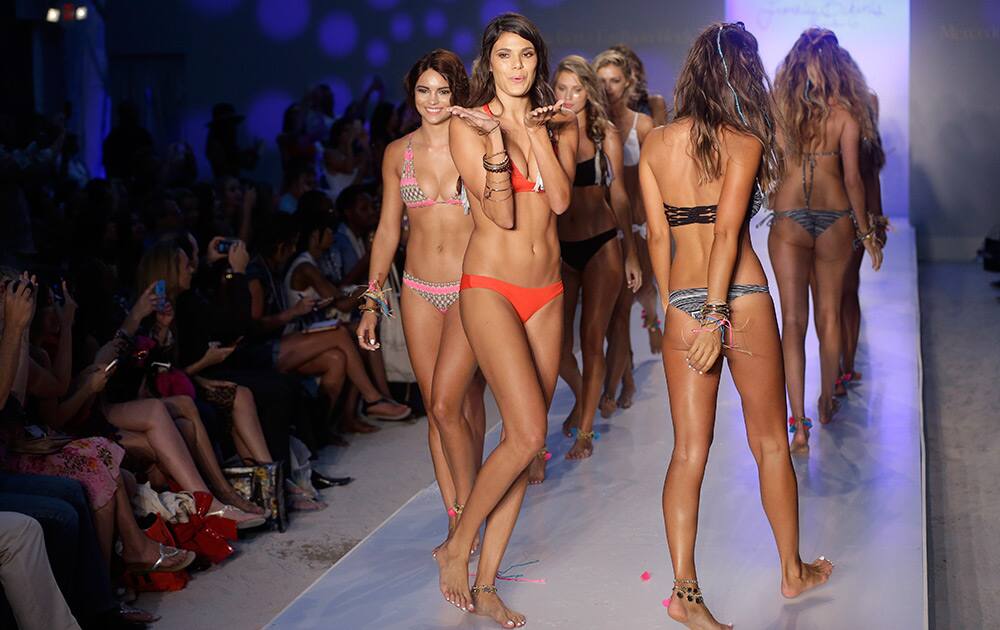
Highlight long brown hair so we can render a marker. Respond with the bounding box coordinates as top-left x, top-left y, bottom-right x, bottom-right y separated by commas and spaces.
774, 28, 879, 162
673, 22, 782, 191
136, 242, 185, 302
403, 48, 470, 110
469, 13, 555, 111
553, 55, 609, 146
